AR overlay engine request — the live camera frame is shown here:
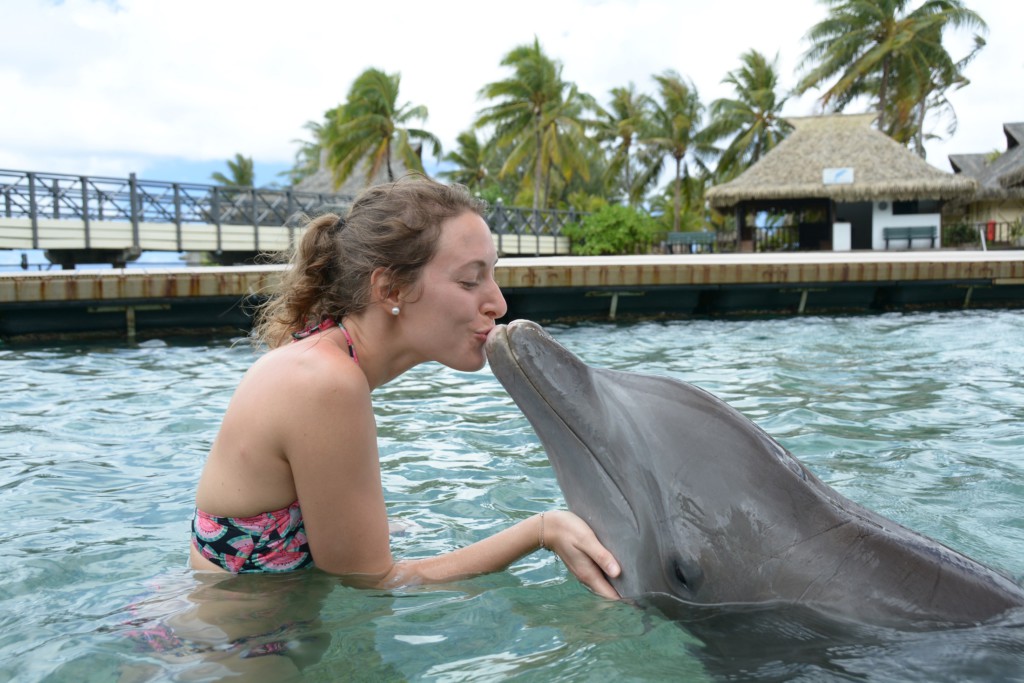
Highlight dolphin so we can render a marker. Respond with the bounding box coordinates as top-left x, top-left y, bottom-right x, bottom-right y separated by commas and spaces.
485, 319, 1024, 627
